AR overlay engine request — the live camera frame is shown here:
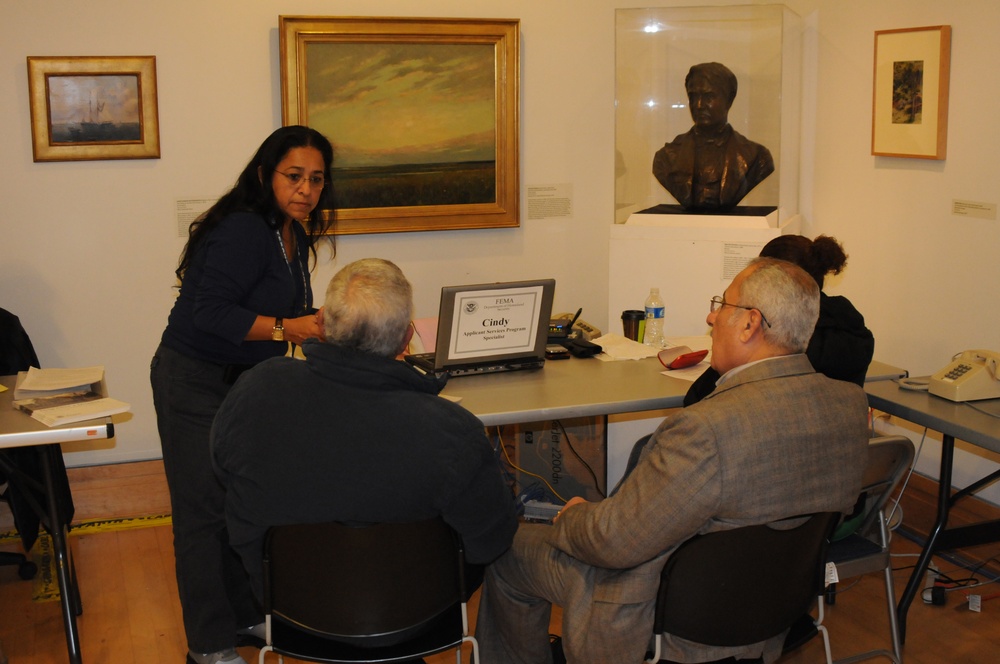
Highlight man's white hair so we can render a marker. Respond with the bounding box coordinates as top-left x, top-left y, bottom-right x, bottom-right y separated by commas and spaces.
738, 257, 819, 353
323, 258, 413, 358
